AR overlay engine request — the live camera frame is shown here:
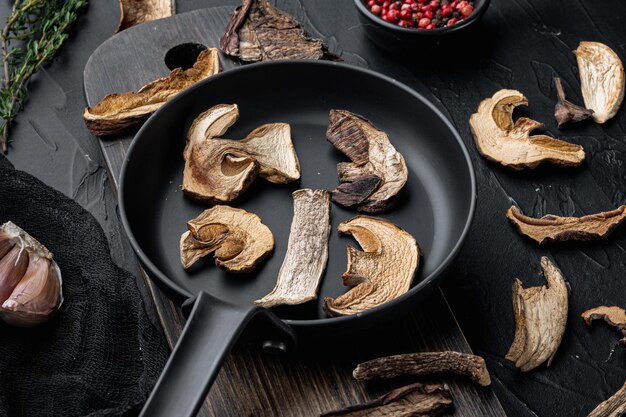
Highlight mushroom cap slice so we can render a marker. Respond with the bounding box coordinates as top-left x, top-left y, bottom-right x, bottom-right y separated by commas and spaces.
116, 0, 175, 33
324, 216, 420, 316
84, 48, 219, 136
581, 305, 626, 346
182, 104, 300, 203
576, 41, 625, 124
469, 89, 585, 170
180, 205, 274, 273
